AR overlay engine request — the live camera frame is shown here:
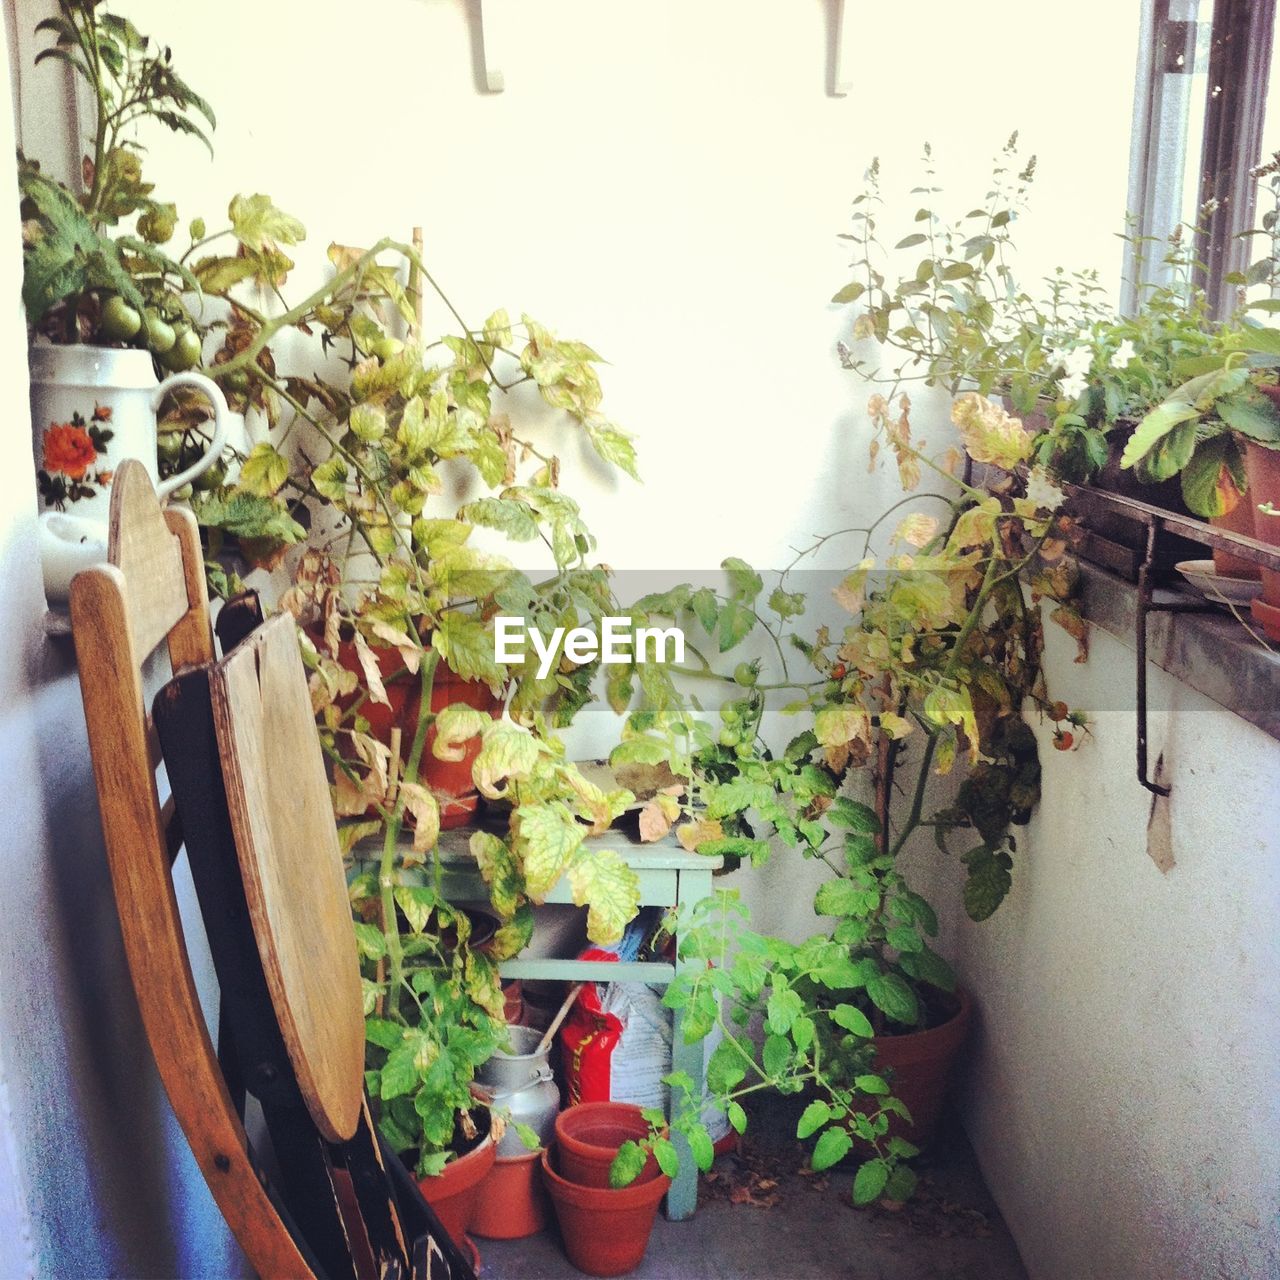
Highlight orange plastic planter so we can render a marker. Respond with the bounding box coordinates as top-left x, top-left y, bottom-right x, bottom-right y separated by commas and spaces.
554, 1102, 656, 1189
416, 1134, 496, 1248
541, 1146, 669, 1277
471, 1148, 549, 1239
